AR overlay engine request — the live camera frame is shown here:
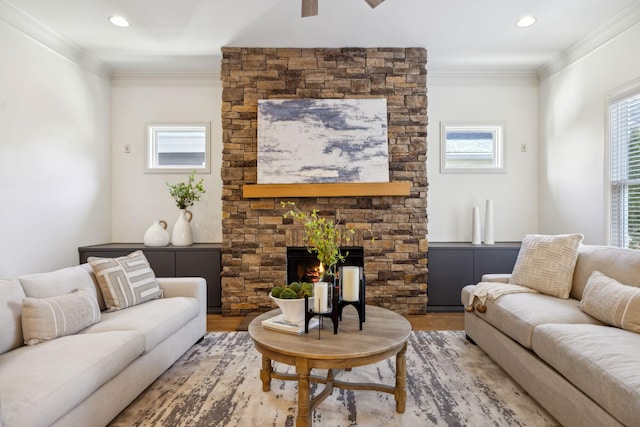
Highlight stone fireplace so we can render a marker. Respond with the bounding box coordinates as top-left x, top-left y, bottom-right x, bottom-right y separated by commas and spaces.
220, 47, 428, 315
